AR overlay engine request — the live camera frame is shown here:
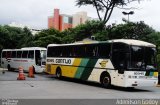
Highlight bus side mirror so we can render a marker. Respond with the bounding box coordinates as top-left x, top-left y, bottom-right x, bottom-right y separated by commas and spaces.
118, 64, 124, 74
